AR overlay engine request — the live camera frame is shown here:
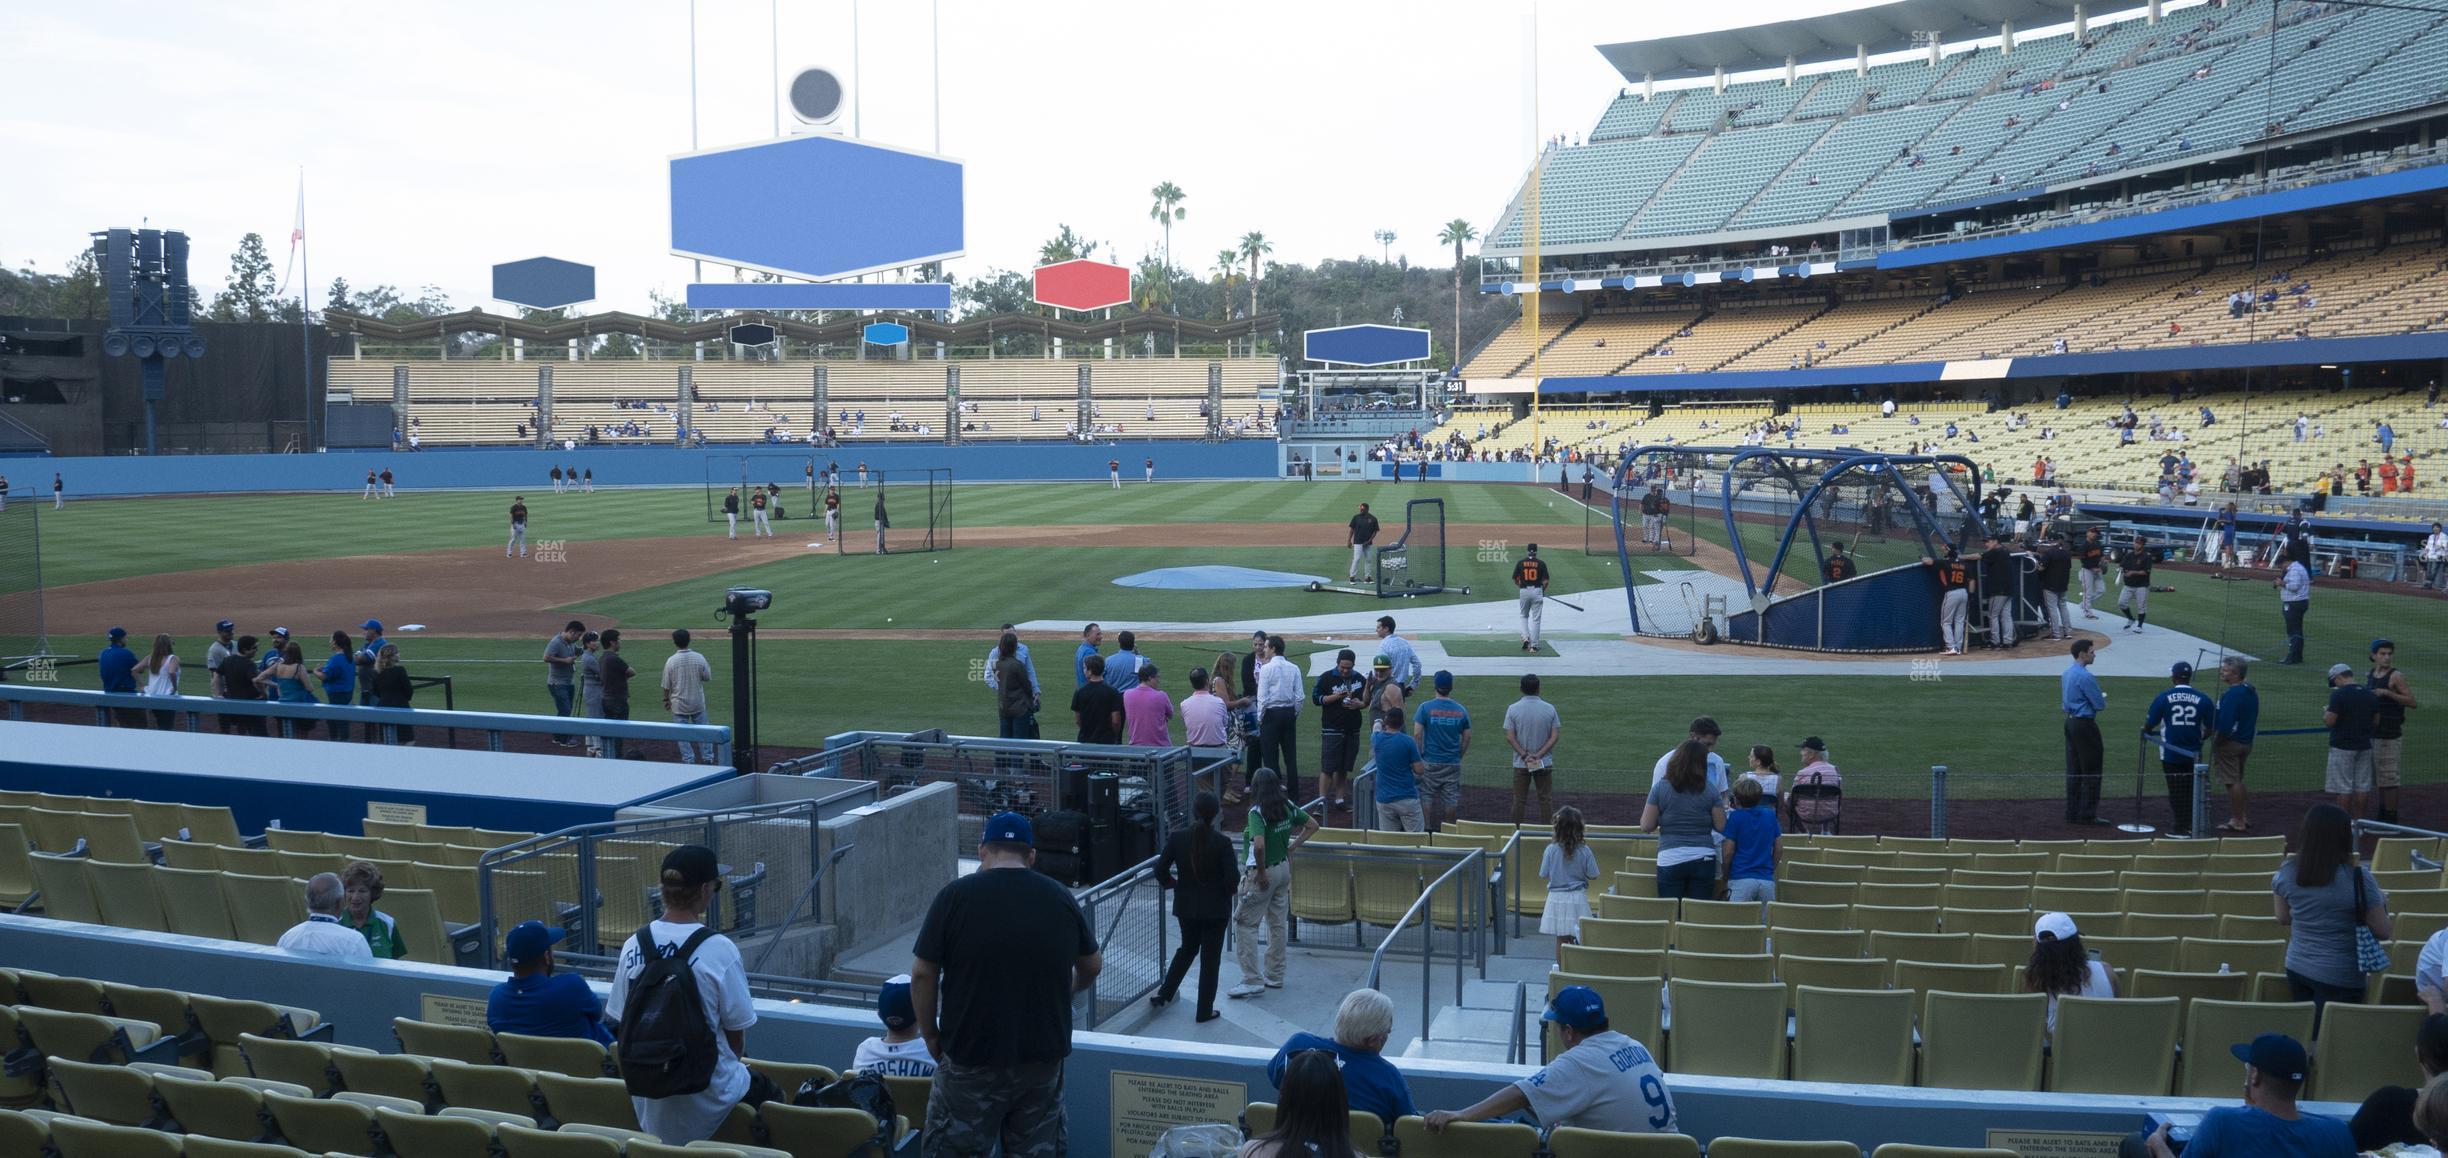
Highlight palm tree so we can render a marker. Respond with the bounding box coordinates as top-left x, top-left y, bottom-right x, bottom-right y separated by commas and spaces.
1148, 181, 1186, 276
1212, 249, 1240, 320
1437, 218, 1478, 370
1374, 229, 1397, 263
1238, 231, 1272, 319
